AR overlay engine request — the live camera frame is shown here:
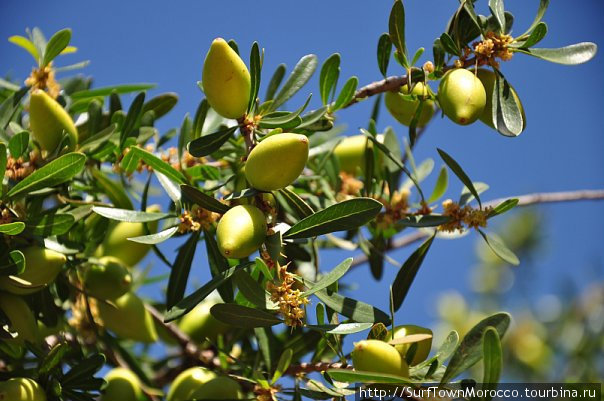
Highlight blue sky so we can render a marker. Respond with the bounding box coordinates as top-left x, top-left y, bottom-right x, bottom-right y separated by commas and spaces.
2, 0, 603, 358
